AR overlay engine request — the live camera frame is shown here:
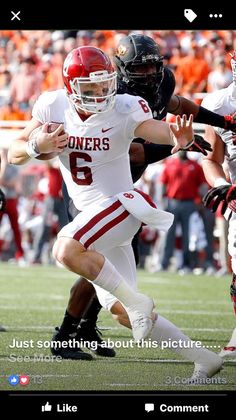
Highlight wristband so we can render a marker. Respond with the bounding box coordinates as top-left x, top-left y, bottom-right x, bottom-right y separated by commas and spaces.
213, 178, 231, 188
182, 139, 194, 150
25, 139, 41, 158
